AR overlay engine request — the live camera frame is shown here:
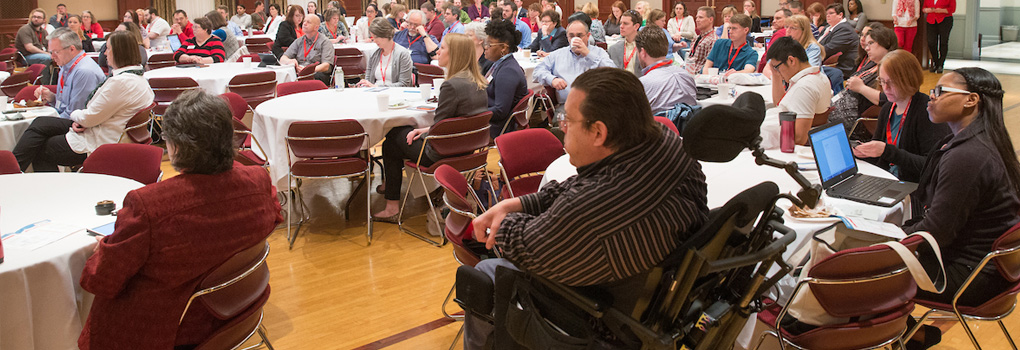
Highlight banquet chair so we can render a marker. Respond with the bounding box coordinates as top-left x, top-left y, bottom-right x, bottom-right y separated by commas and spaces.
333, 47, 365, 85
397, 112, 493, 247
181, 240, 274, 350
11, 85, 55, 103
25, 64, 45, 84
414, 63, 444, 86
812, 106, 834, 127
227, 71, 277, 109
493, 128, 563, 199
0, 48, 17, 73
654, 116, 681, 135
823, 52, 842, 67
81, 144, 164, 184
147, 53, 177, 70
753, 235, 926, 350
276, 80, 326, 97
904, 221, 1020, 350
497, 89, 535, 137
238, 53, 261, 62
285, 120, 372, 248
295, 64, 317, 81
118, 102, 157, 145
245, 37, 273, 54
0, 62, 7, 75
221, 92, 269, 167
0, 150, 20, 174
862, 105, 881, 119
595, 41, 608, 50
149, 77, 201, 128
0, 71, 31, 97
